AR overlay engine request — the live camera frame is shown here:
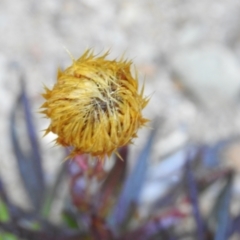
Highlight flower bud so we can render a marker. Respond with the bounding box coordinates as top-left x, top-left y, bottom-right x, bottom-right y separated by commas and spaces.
40, 49, 149, 160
